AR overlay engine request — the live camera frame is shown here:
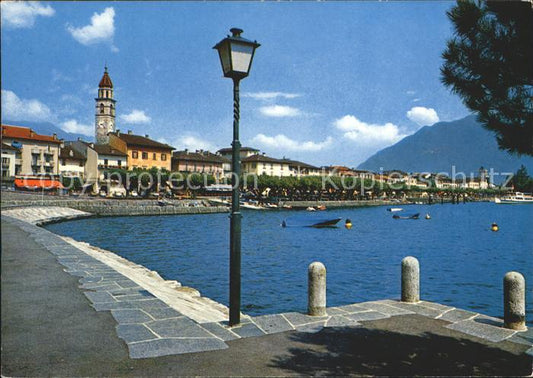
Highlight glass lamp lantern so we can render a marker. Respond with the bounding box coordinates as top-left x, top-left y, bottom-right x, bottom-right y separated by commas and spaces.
214, 28, 260, 80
